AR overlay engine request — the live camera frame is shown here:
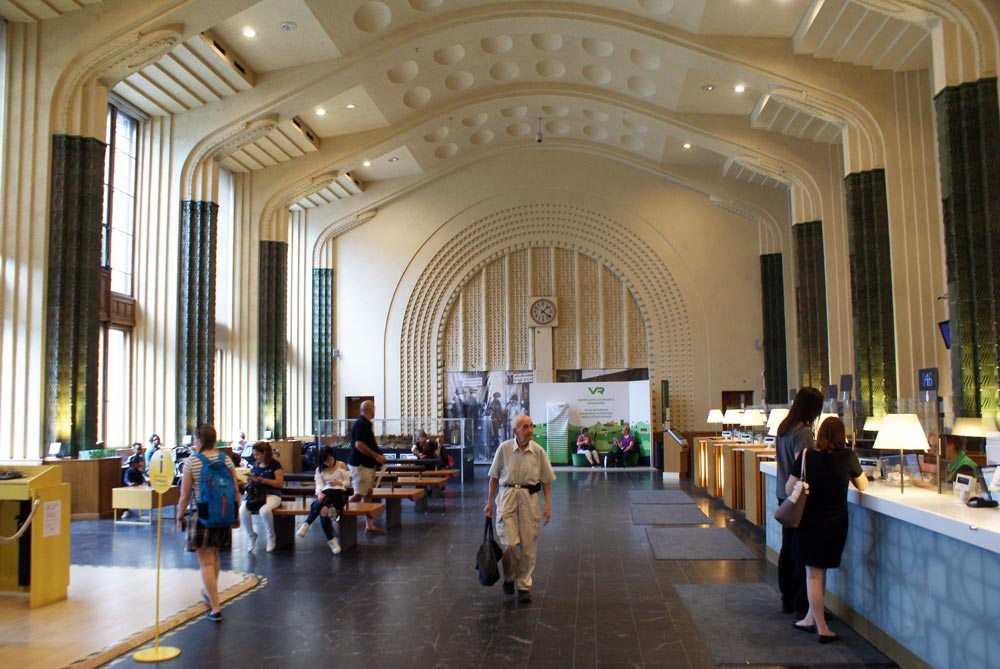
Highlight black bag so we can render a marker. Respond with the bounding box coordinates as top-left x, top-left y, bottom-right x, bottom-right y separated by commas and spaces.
475, 517, 504, 586
244, 483, 267, 514
320, 487, 349, 511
